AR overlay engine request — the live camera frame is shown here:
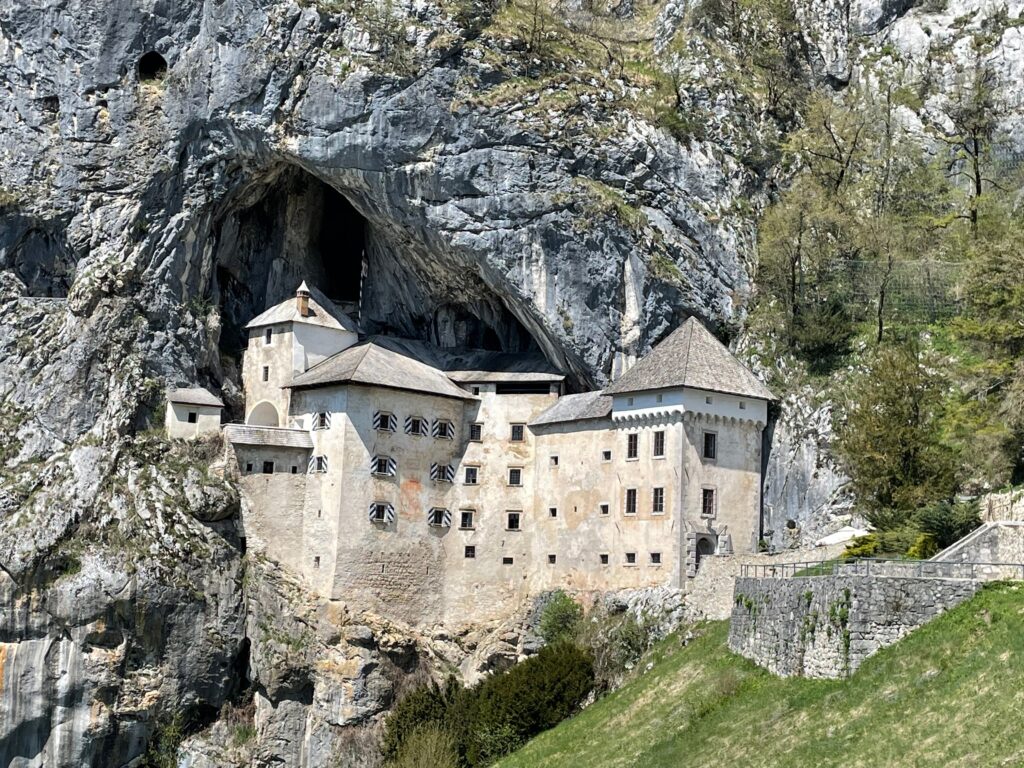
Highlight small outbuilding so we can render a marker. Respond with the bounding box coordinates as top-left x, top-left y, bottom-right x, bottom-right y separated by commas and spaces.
165, 387, 224, 439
